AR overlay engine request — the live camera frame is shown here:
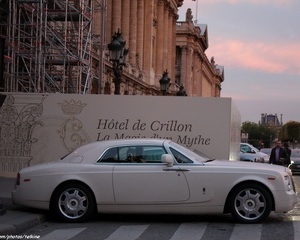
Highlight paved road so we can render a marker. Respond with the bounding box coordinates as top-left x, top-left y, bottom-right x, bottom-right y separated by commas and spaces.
20, 213, 300, 240
2, 175, 300, 239
20, 174, 300, 240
